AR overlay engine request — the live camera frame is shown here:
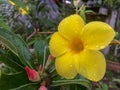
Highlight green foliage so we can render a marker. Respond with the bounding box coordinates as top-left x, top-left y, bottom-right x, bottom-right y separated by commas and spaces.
95, 82, 108, 90
103, 0, 120, 8
0, 50, 24, 72
0, 72, 30, 90
0, 17, 11, 31
10, 0, 28, 11
113, 78, 120, 83
51, 79, 91, 90
0, 29, 34, 68
11, 83, 39, 90
34, 38, 48, 65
